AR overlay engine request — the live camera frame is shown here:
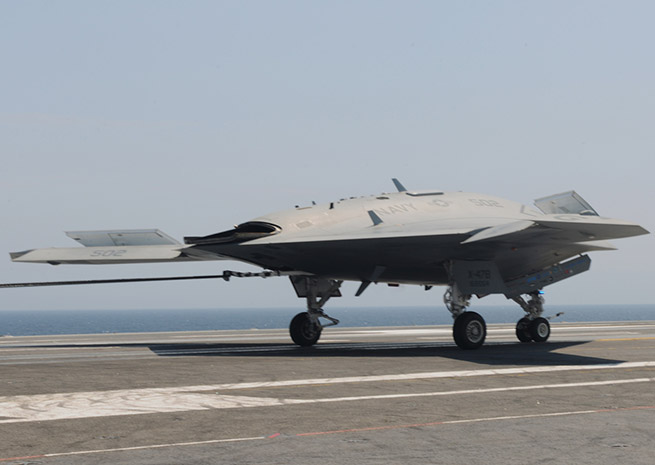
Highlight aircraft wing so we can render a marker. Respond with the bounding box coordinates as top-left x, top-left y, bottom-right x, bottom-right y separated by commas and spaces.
532, 216, 649, 241
446, 189, 646, 245
9, 229, 229, 265
461, 216, 648, 245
